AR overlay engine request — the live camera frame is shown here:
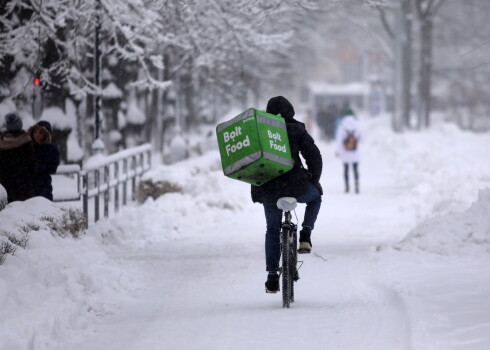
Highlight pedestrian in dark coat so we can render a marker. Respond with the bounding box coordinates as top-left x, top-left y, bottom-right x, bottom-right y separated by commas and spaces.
0, 113, 36, 203
29, 121, 60, 201
251, 96, 323, 294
